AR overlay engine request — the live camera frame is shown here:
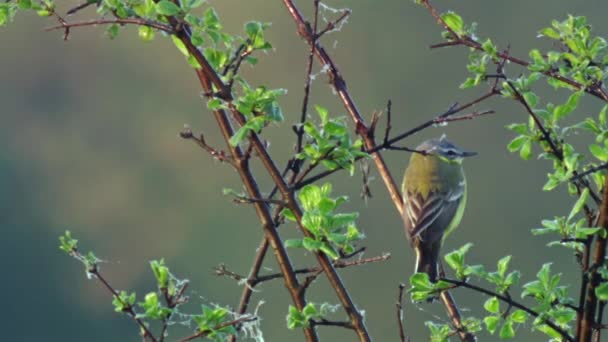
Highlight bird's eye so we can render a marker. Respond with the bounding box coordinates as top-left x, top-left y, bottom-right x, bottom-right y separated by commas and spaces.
446, 150, 456, 156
